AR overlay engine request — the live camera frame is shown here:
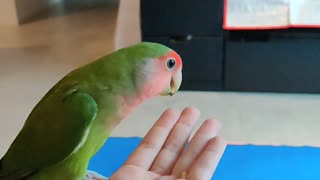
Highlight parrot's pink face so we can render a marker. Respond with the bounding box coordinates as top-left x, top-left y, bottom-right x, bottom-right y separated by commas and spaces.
138, 50, 183, 98
158, 50, 183, 96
